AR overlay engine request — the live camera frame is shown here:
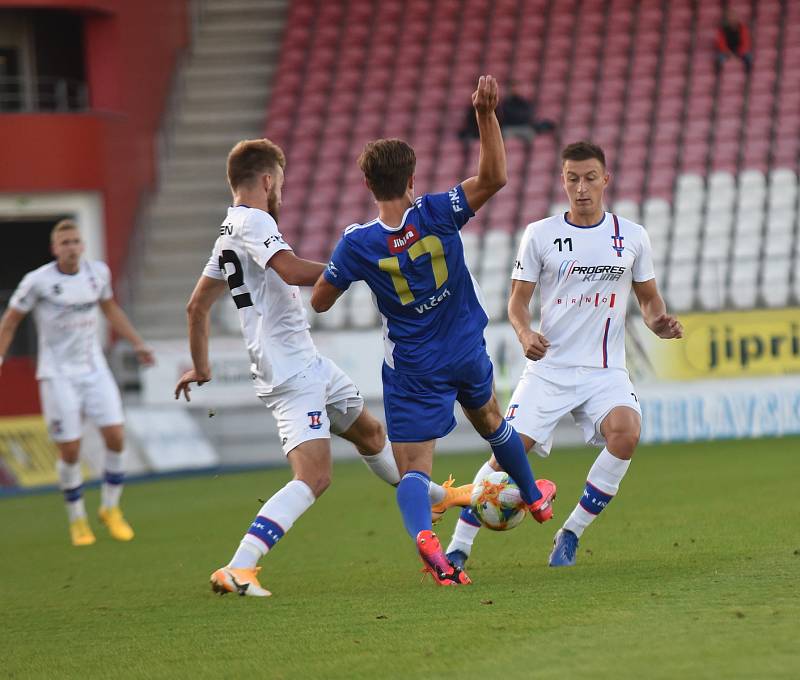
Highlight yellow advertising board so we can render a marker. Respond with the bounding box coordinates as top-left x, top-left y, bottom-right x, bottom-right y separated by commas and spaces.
632, 307, 800, 381
0, 416, 60, 488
